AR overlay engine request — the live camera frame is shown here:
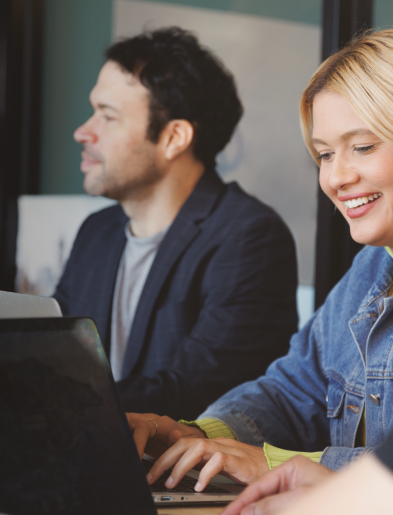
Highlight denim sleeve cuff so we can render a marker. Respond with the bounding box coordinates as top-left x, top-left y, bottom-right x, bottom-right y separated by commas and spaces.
319, 446, 373, 470
179, 418, 236, 440
263, 442, 323, 470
